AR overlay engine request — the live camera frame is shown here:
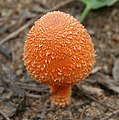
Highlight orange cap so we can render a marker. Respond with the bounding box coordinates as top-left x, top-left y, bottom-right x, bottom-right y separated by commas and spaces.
24, 11, 95, 86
